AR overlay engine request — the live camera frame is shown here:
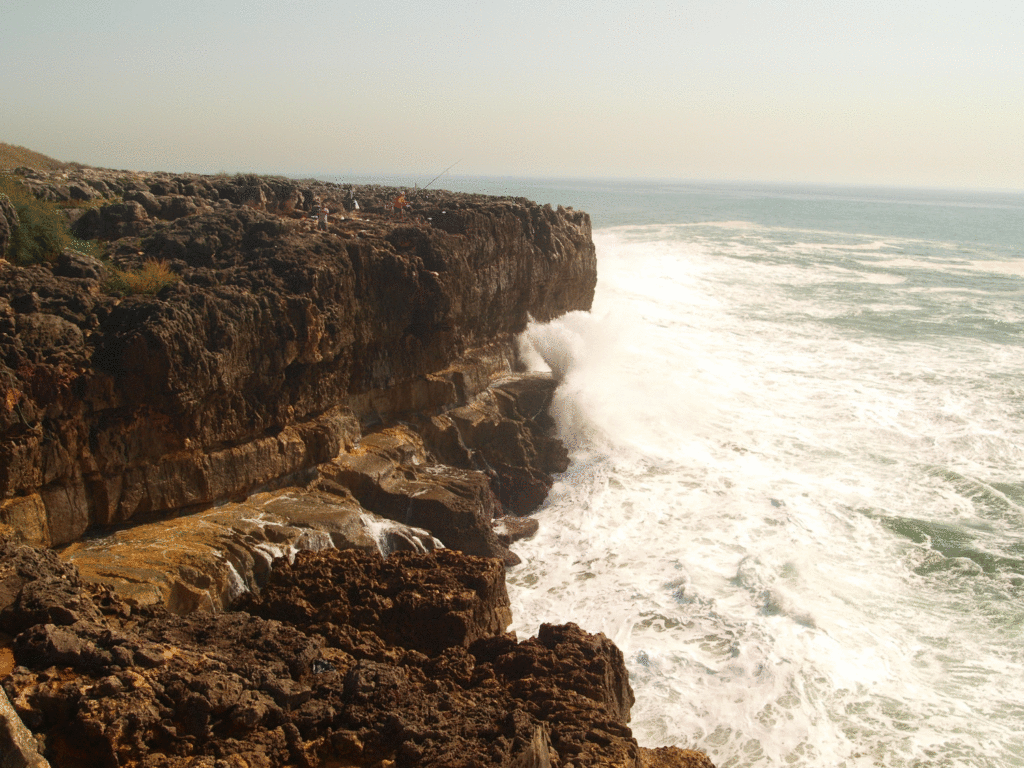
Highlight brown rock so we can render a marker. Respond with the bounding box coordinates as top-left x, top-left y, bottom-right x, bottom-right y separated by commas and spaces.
3, 545, 691, 768
0, 540, 103, 634
71, 199, 150, 240
319, 427, 514, 563
0, 192, 18, 262
419, 373, 570, 515
0, 168, 595, 549
59, 487, 438, 614
0, 684, 51, 768
239, 548, 513, 656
